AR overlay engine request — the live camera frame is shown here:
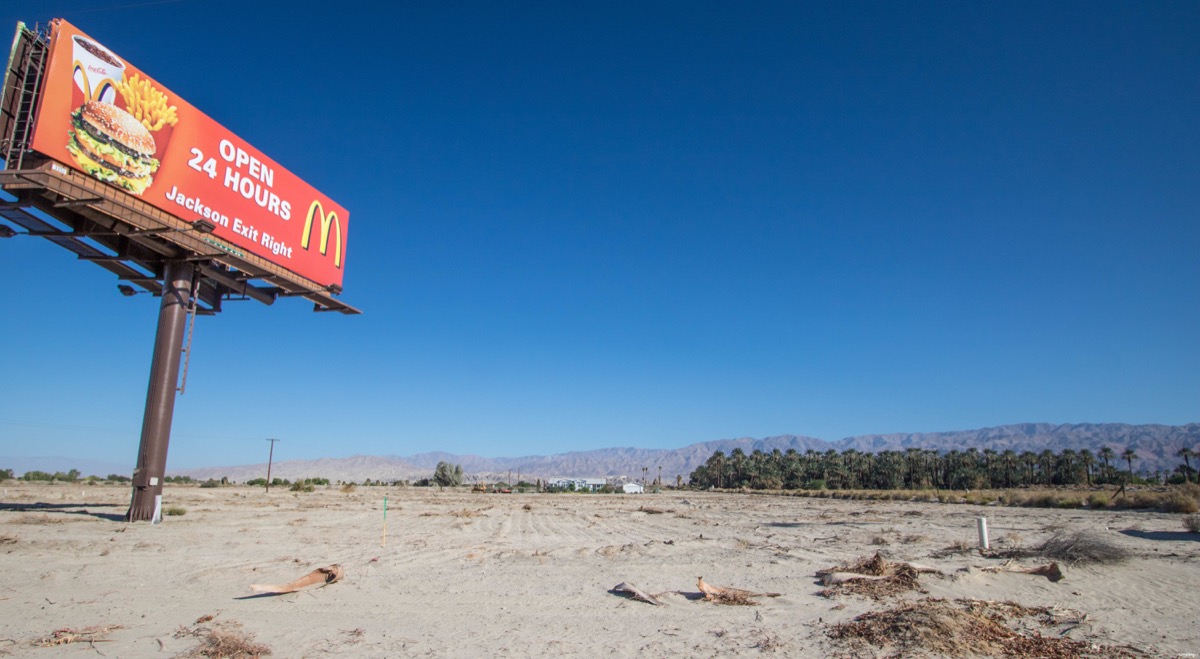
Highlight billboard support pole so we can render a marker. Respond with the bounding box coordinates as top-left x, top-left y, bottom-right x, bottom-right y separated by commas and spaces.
127, 260, 194, 522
